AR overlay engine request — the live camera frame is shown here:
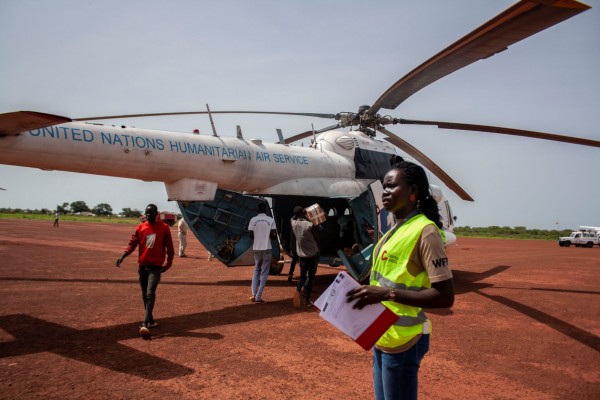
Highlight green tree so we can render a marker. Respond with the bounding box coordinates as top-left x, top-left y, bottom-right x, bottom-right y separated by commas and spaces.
121, 208, 142, 218
92, 203, 113, 216
70, 201, 90, 213
57, 202, 70, 214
